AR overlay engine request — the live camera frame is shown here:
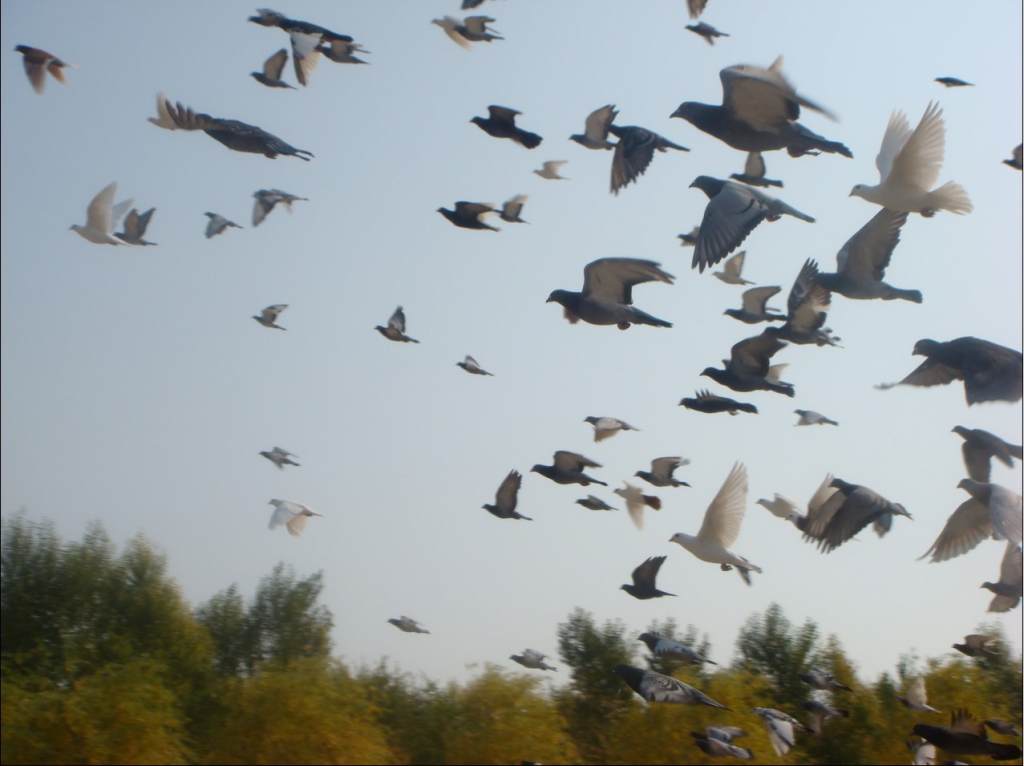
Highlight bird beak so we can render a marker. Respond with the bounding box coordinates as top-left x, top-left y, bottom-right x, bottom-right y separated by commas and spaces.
688, 180, 697, 188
